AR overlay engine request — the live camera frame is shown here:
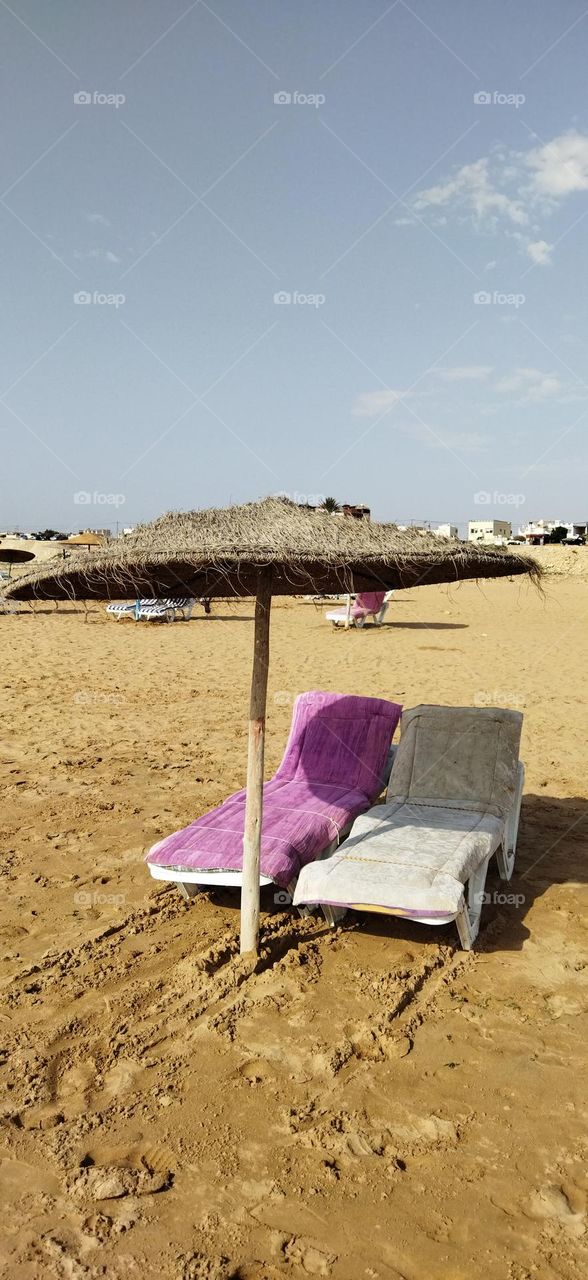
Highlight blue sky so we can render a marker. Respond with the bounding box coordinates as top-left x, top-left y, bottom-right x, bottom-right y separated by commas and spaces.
2, 0, 588, 534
